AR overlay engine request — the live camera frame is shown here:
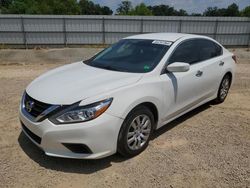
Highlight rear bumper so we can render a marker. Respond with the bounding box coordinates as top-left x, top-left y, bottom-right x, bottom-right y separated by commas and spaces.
19, 108, 123, 159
